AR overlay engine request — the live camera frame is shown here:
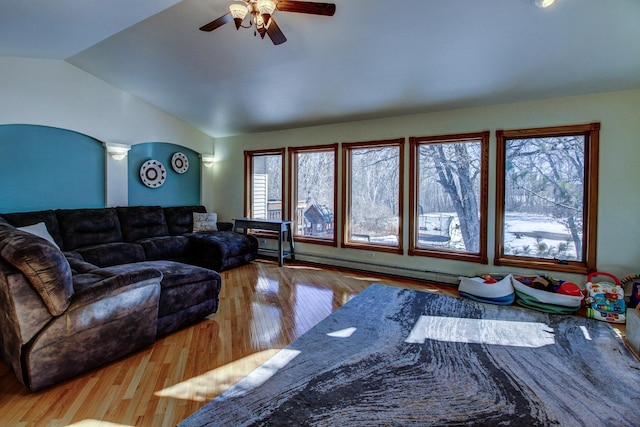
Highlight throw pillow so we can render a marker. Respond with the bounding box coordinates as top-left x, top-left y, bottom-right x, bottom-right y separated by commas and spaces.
193, 212, 218, 232
17, 222, 60, 249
